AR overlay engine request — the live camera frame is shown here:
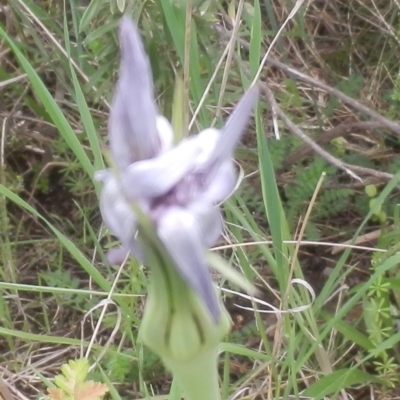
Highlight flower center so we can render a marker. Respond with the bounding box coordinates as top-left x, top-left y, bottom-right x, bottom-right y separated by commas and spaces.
149, 172, 206, 221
